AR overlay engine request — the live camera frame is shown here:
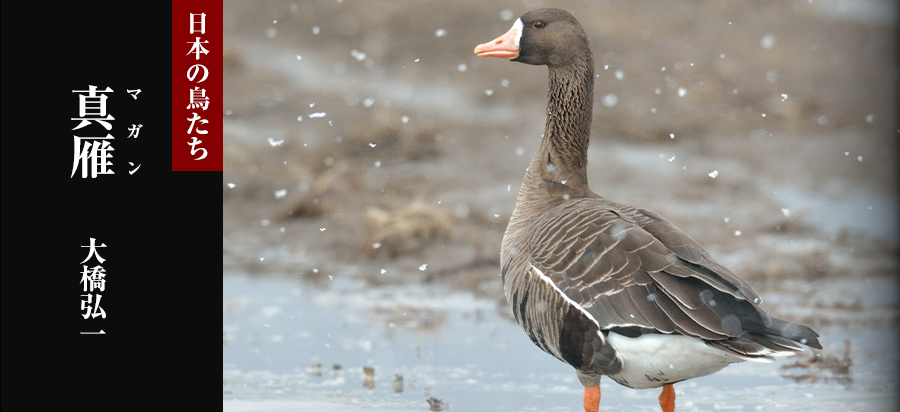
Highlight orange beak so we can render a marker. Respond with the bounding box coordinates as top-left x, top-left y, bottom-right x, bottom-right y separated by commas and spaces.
474, 26, 520, 60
